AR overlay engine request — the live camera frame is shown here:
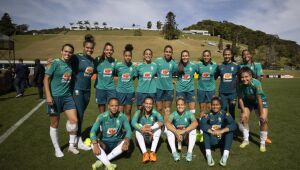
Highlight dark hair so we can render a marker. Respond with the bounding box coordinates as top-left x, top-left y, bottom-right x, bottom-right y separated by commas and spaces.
176, 96, 185, 105
97, 42, 115, 64
83, 34, 95, 47
61, 43, 74, 52
139, 96, 154, 120
34, 59, 40, 64
241, 49, 253, 63
200, 50, 212, 64
164, 45, 173, 61
108, 97, 119, 104
18, 58, 23, 62
178, 50, 189, 75
223, 48, 235, 62
238, 66, 253, 81
211, 96, 221, 104
123, 44, 134, 55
